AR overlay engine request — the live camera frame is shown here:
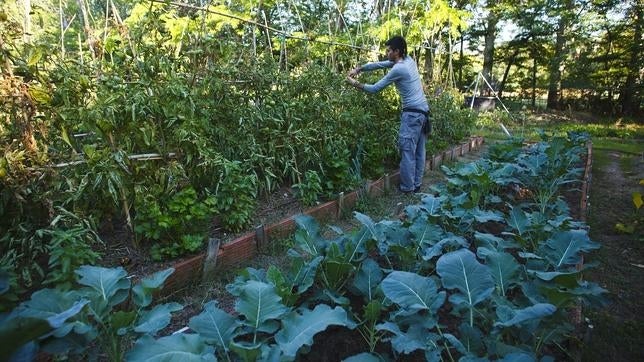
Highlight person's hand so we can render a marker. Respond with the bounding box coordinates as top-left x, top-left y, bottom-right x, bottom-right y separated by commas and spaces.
347, 67, 361, 77
346, 76, 359, 87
